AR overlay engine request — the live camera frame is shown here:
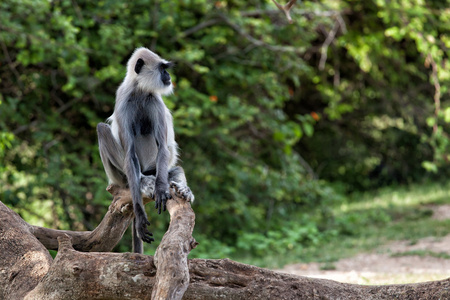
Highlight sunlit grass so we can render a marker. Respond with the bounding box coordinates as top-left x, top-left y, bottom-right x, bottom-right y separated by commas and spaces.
241, 180, 450, 269
391, 250, 450, 260
341, 181, 450, 213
